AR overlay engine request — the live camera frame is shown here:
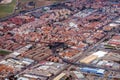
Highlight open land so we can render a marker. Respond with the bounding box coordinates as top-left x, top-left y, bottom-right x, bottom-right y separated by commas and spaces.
0, 0, 16, 18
